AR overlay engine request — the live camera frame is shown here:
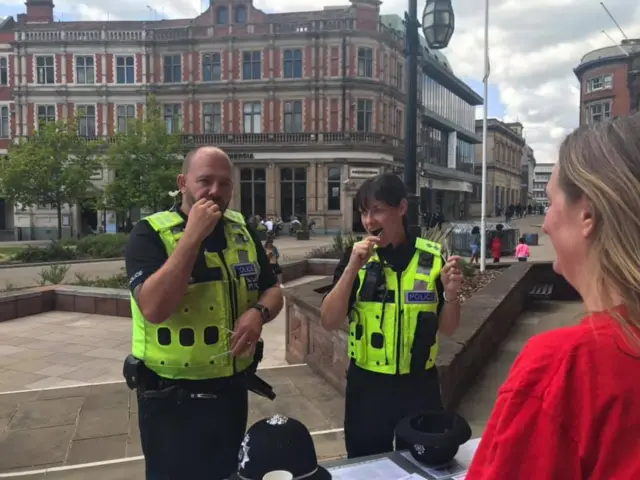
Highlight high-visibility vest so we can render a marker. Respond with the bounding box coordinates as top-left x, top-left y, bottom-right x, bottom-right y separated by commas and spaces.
349, 238, 443, 375
130, 209, 260, 380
